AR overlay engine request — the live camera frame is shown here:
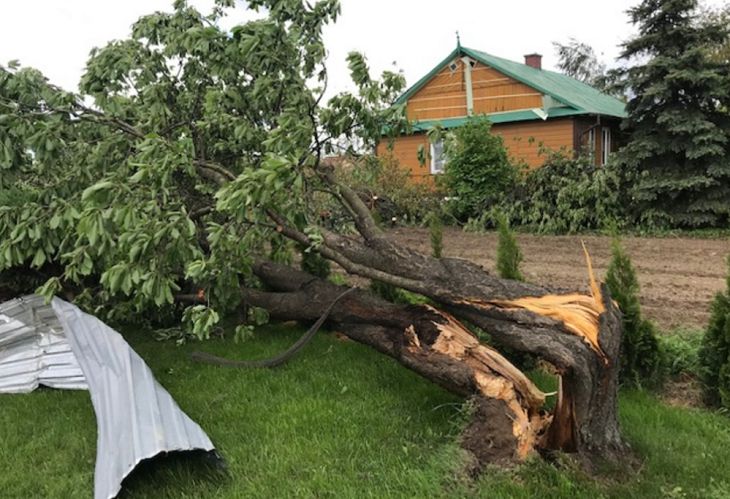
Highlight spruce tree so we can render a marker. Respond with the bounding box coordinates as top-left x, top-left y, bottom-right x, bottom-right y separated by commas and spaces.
616, 0, 730, 227
605, 238, 660, 385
